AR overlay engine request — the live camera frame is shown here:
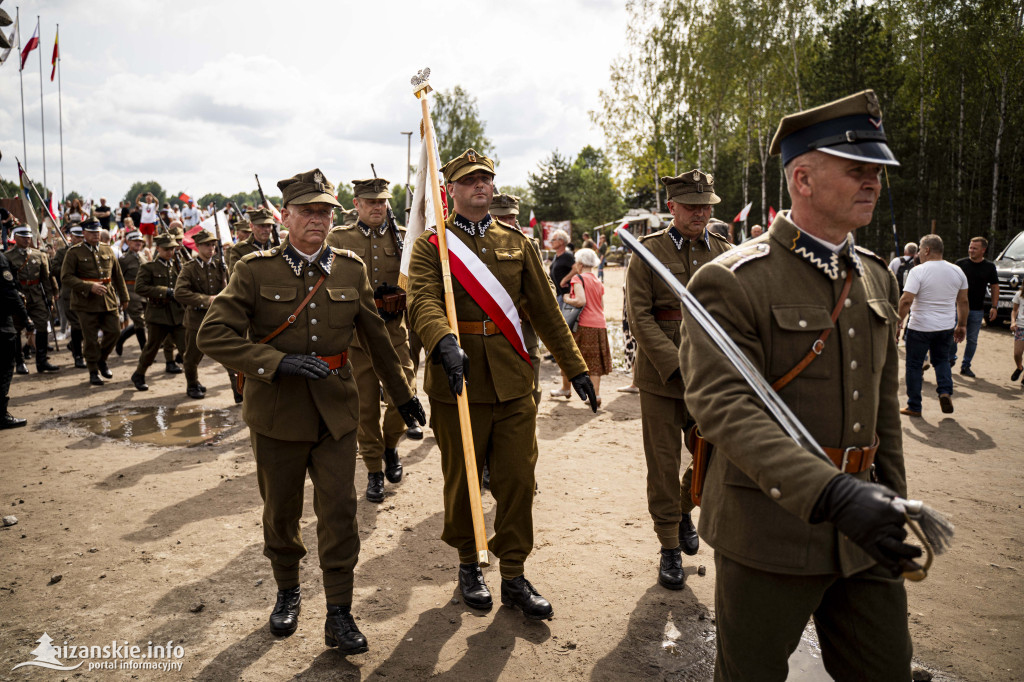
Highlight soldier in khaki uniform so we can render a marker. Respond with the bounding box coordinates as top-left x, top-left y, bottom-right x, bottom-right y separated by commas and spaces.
326, 177, 418, 503
173, 230, 229, 400
52, 224, 86, 368
227, 208, 274, 275
679, 91, 921, 681
626, 170, 732, 590
407, 149, 595, 620
198, 169, 425, 656
8, 227, 61, 373
115, 230, 170, 367
130, 235, 187, 392
60, 218, 130, 385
